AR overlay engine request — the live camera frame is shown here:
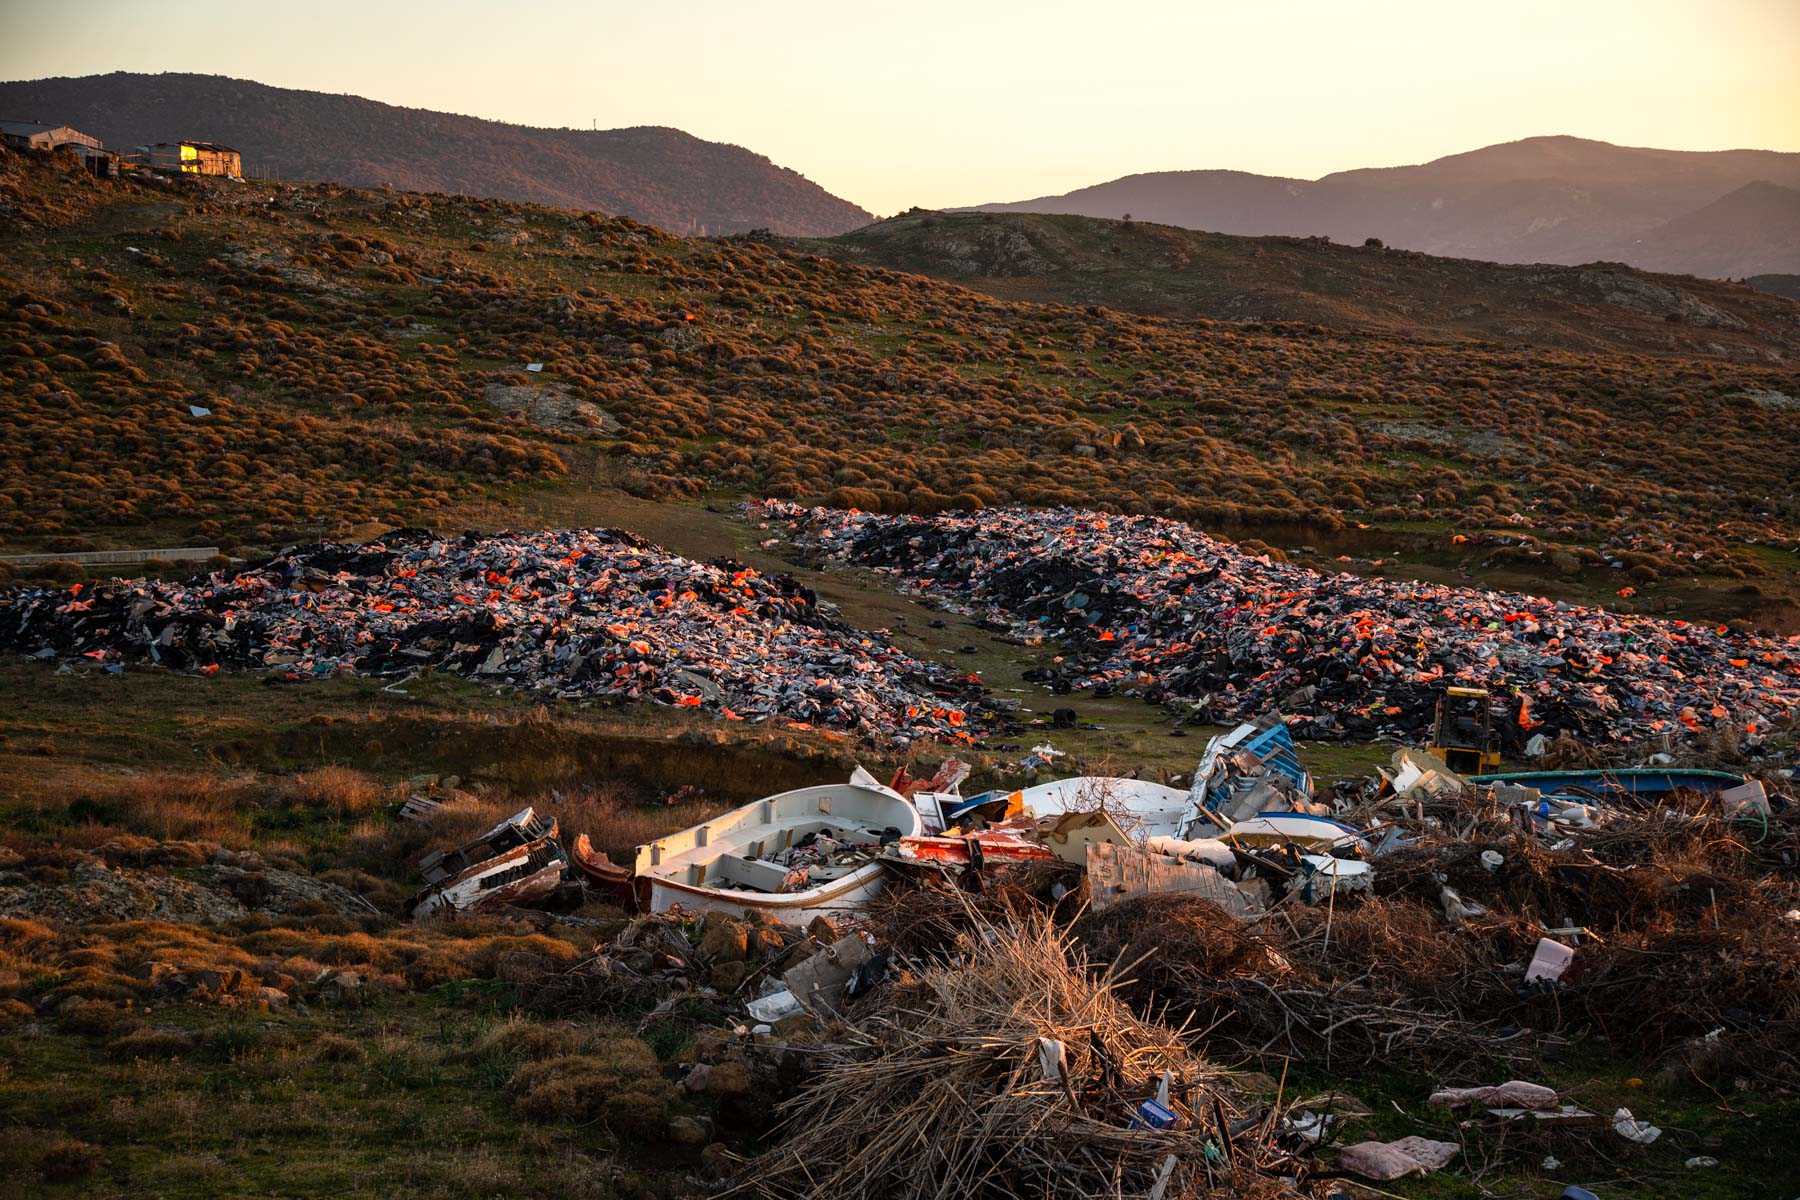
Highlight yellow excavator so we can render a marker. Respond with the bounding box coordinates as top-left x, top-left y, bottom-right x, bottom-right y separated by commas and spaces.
1427, 686, 1503, 774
